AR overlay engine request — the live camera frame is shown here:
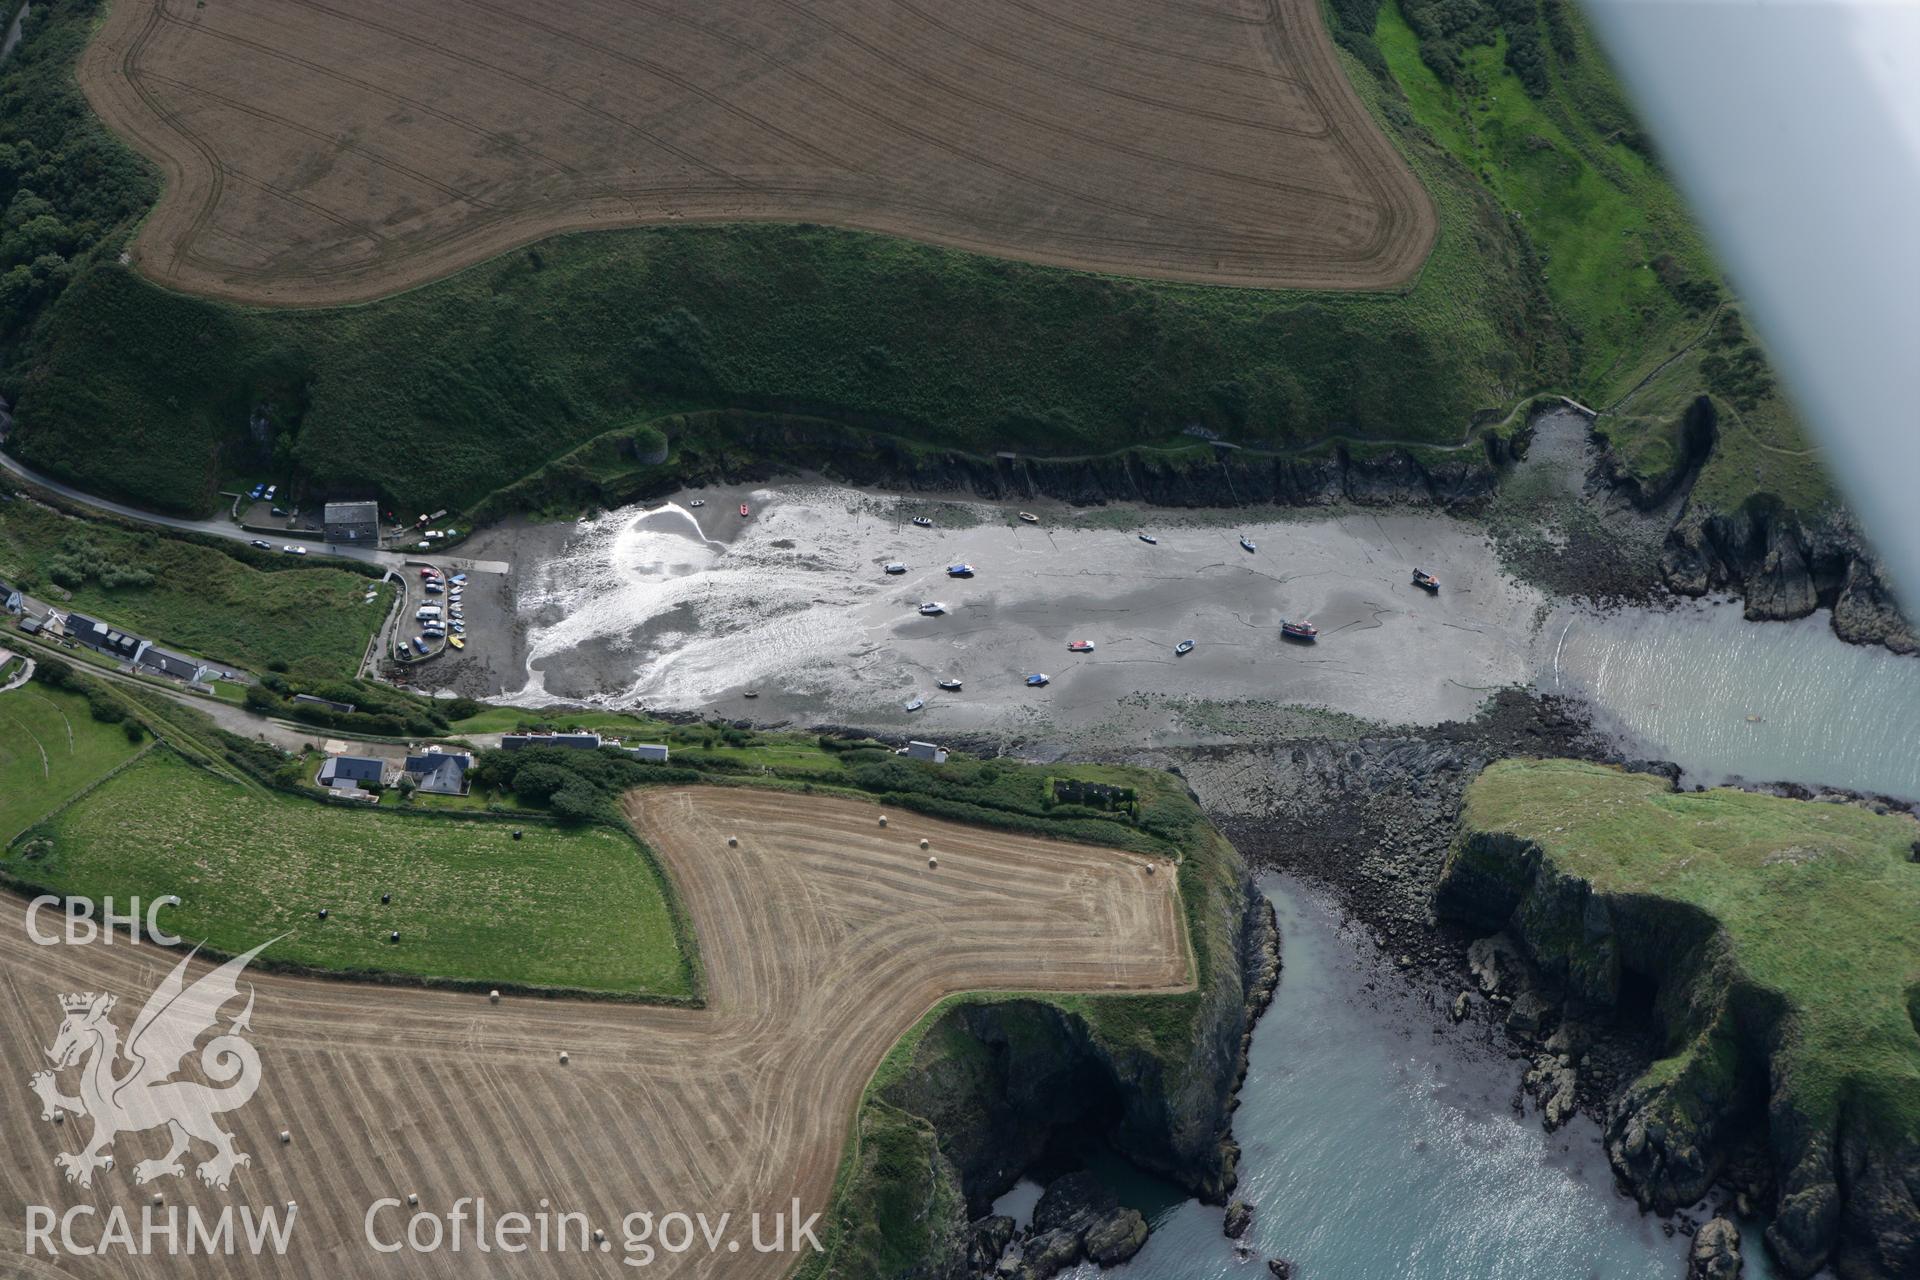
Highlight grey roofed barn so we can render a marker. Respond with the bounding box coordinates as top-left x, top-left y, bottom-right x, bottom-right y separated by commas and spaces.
323, 500, 381, 544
